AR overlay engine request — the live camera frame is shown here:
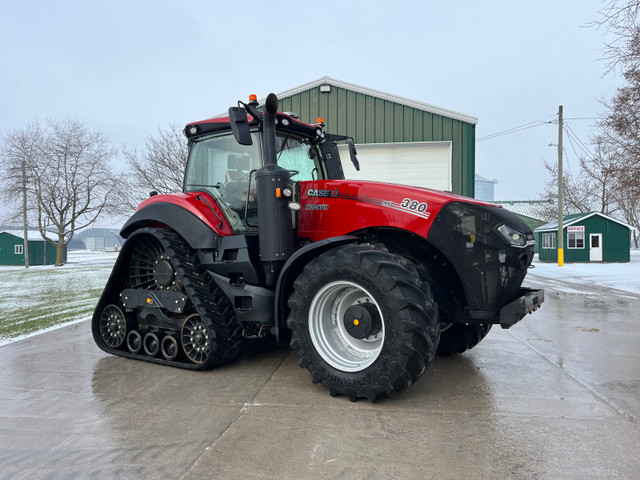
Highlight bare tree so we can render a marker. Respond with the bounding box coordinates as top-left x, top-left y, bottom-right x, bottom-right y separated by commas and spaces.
589, 1, 640, 244
539, 160, 589, 221
1, 120, 123, 265
122, 124, 187, 208
0, 122, 44, 268
600, 68, 640, 186
591, 0, 640, 74
577, 135, 624, 215
539, 135, 624, 220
